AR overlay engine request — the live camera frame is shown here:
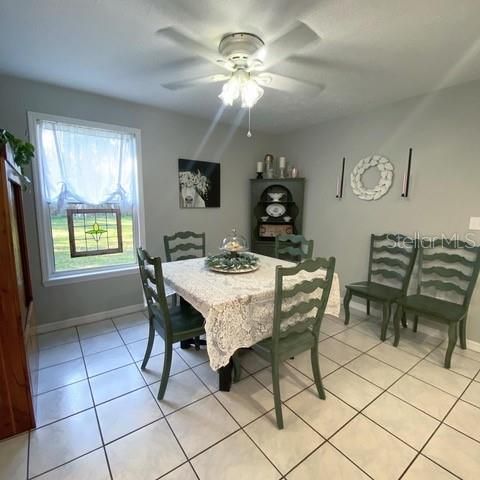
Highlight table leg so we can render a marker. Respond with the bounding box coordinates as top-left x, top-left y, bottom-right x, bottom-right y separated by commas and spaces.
218, 359, 233, 391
